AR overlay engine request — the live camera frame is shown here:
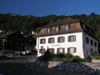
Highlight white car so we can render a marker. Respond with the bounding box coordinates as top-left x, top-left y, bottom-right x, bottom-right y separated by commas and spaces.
21, 51, 26, 55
